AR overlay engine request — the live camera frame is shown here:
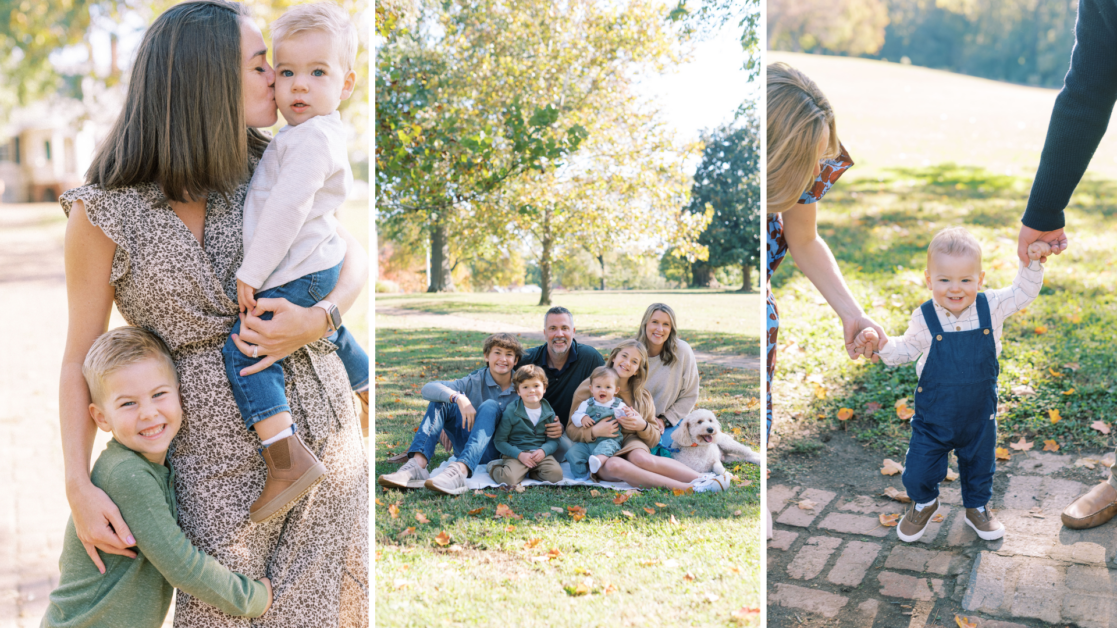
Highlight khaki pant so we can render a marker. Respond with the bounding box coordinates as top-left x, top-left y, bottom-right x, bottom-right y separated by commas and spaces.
488, 454, 563, 485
